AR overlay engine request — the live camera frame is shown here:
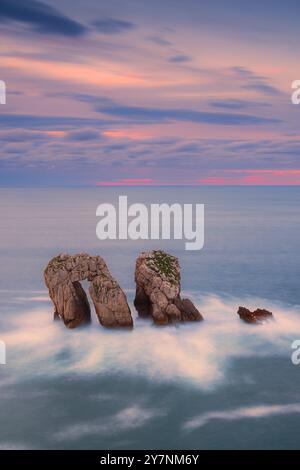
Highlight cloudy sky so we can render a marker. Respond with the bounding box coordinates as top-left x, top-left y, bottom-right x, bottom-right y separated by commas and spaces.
1, 0, 300, 186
